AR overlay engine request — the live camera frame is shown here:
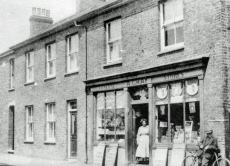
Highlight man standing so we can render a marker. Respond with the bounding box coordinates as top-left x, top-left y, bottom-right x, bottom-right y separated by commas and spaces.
198, 130, 218, 166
